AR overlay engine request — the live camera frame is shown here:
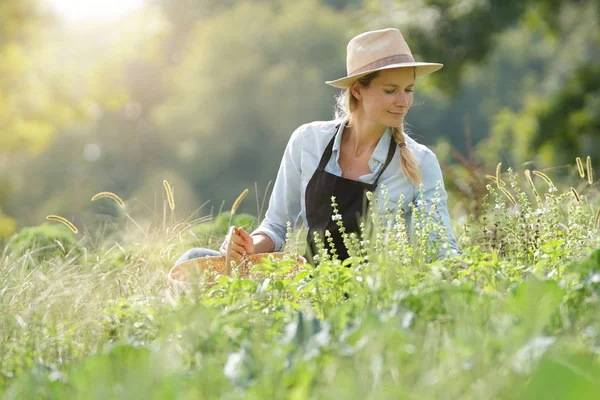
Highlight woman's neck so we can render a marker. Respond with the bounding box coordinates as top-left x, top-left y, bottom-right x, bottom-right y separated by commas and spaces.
345, 115, 387, 158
